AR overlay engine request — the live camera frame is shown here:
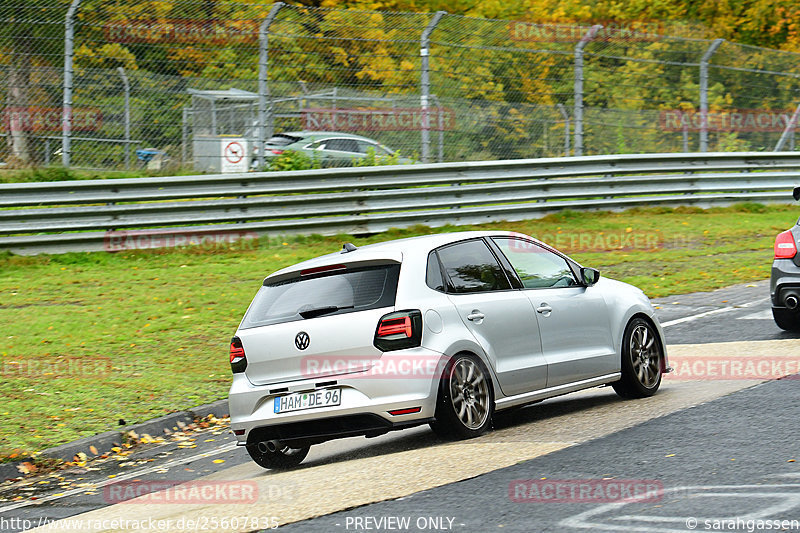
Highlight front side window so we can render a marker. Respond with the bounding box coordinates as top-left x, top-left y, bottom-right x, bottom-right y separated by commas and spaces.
240, 264, 399, 329
436, 239, 511, 293
325, 138, 360, 152
357, 140, 393, 156
492, 237, 577, 289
